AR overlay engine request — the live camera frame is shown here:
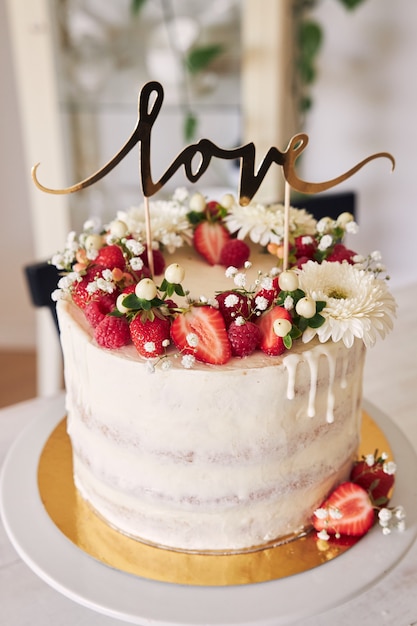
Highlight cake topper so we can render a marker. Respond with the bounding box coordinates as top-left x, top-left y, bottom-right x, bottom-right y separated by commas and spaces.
32, 81, 394, 272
